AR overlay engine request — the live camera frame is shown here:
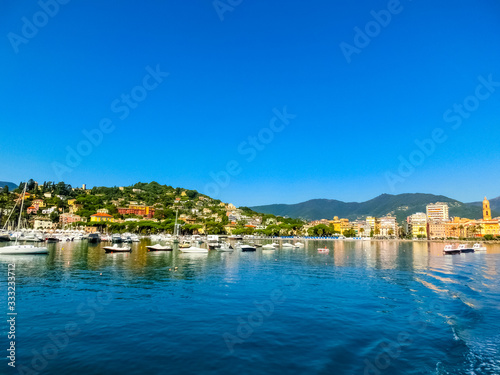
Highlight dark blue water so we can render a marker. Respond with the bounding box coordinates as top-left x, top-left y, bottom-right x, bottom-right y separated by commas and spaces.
1, 240, 499, 375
